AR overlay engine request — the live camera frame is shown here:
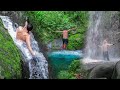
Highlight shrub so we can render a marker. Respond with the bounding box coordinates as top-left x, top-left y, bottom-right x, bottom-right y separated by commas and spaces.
25, 11, 89, 50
